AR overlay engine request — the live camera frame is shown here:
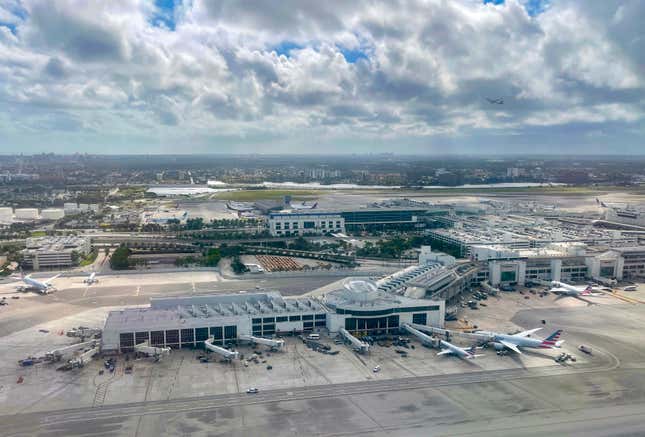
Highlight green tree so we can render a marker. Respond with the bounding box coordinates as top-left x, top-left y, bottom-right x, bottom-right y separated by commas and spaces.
110, 245, 131, 270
